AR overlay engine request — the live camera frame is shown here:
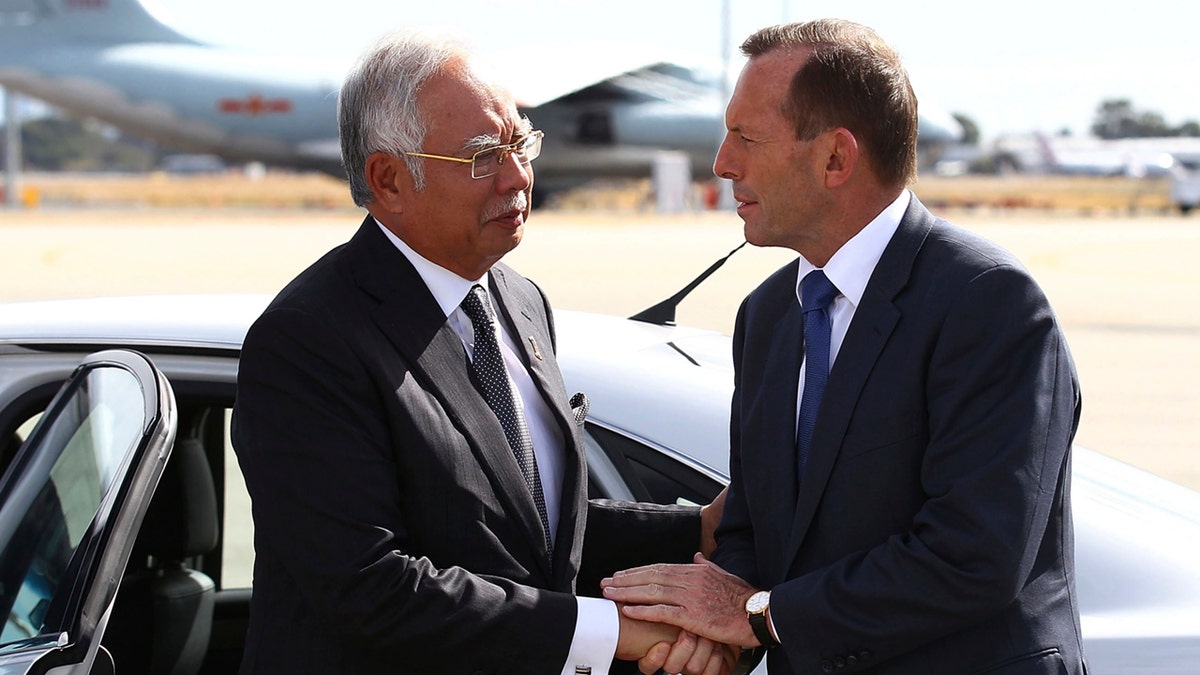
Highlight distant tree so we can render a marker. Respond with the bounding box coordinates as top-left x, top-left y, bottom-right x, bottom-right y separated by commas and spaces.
1092, 98, 1200, 139
1092, 99, 1138, 139
952, 113, 980, 145
1176, 121, 1200, 137
18, 113, 154, 171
